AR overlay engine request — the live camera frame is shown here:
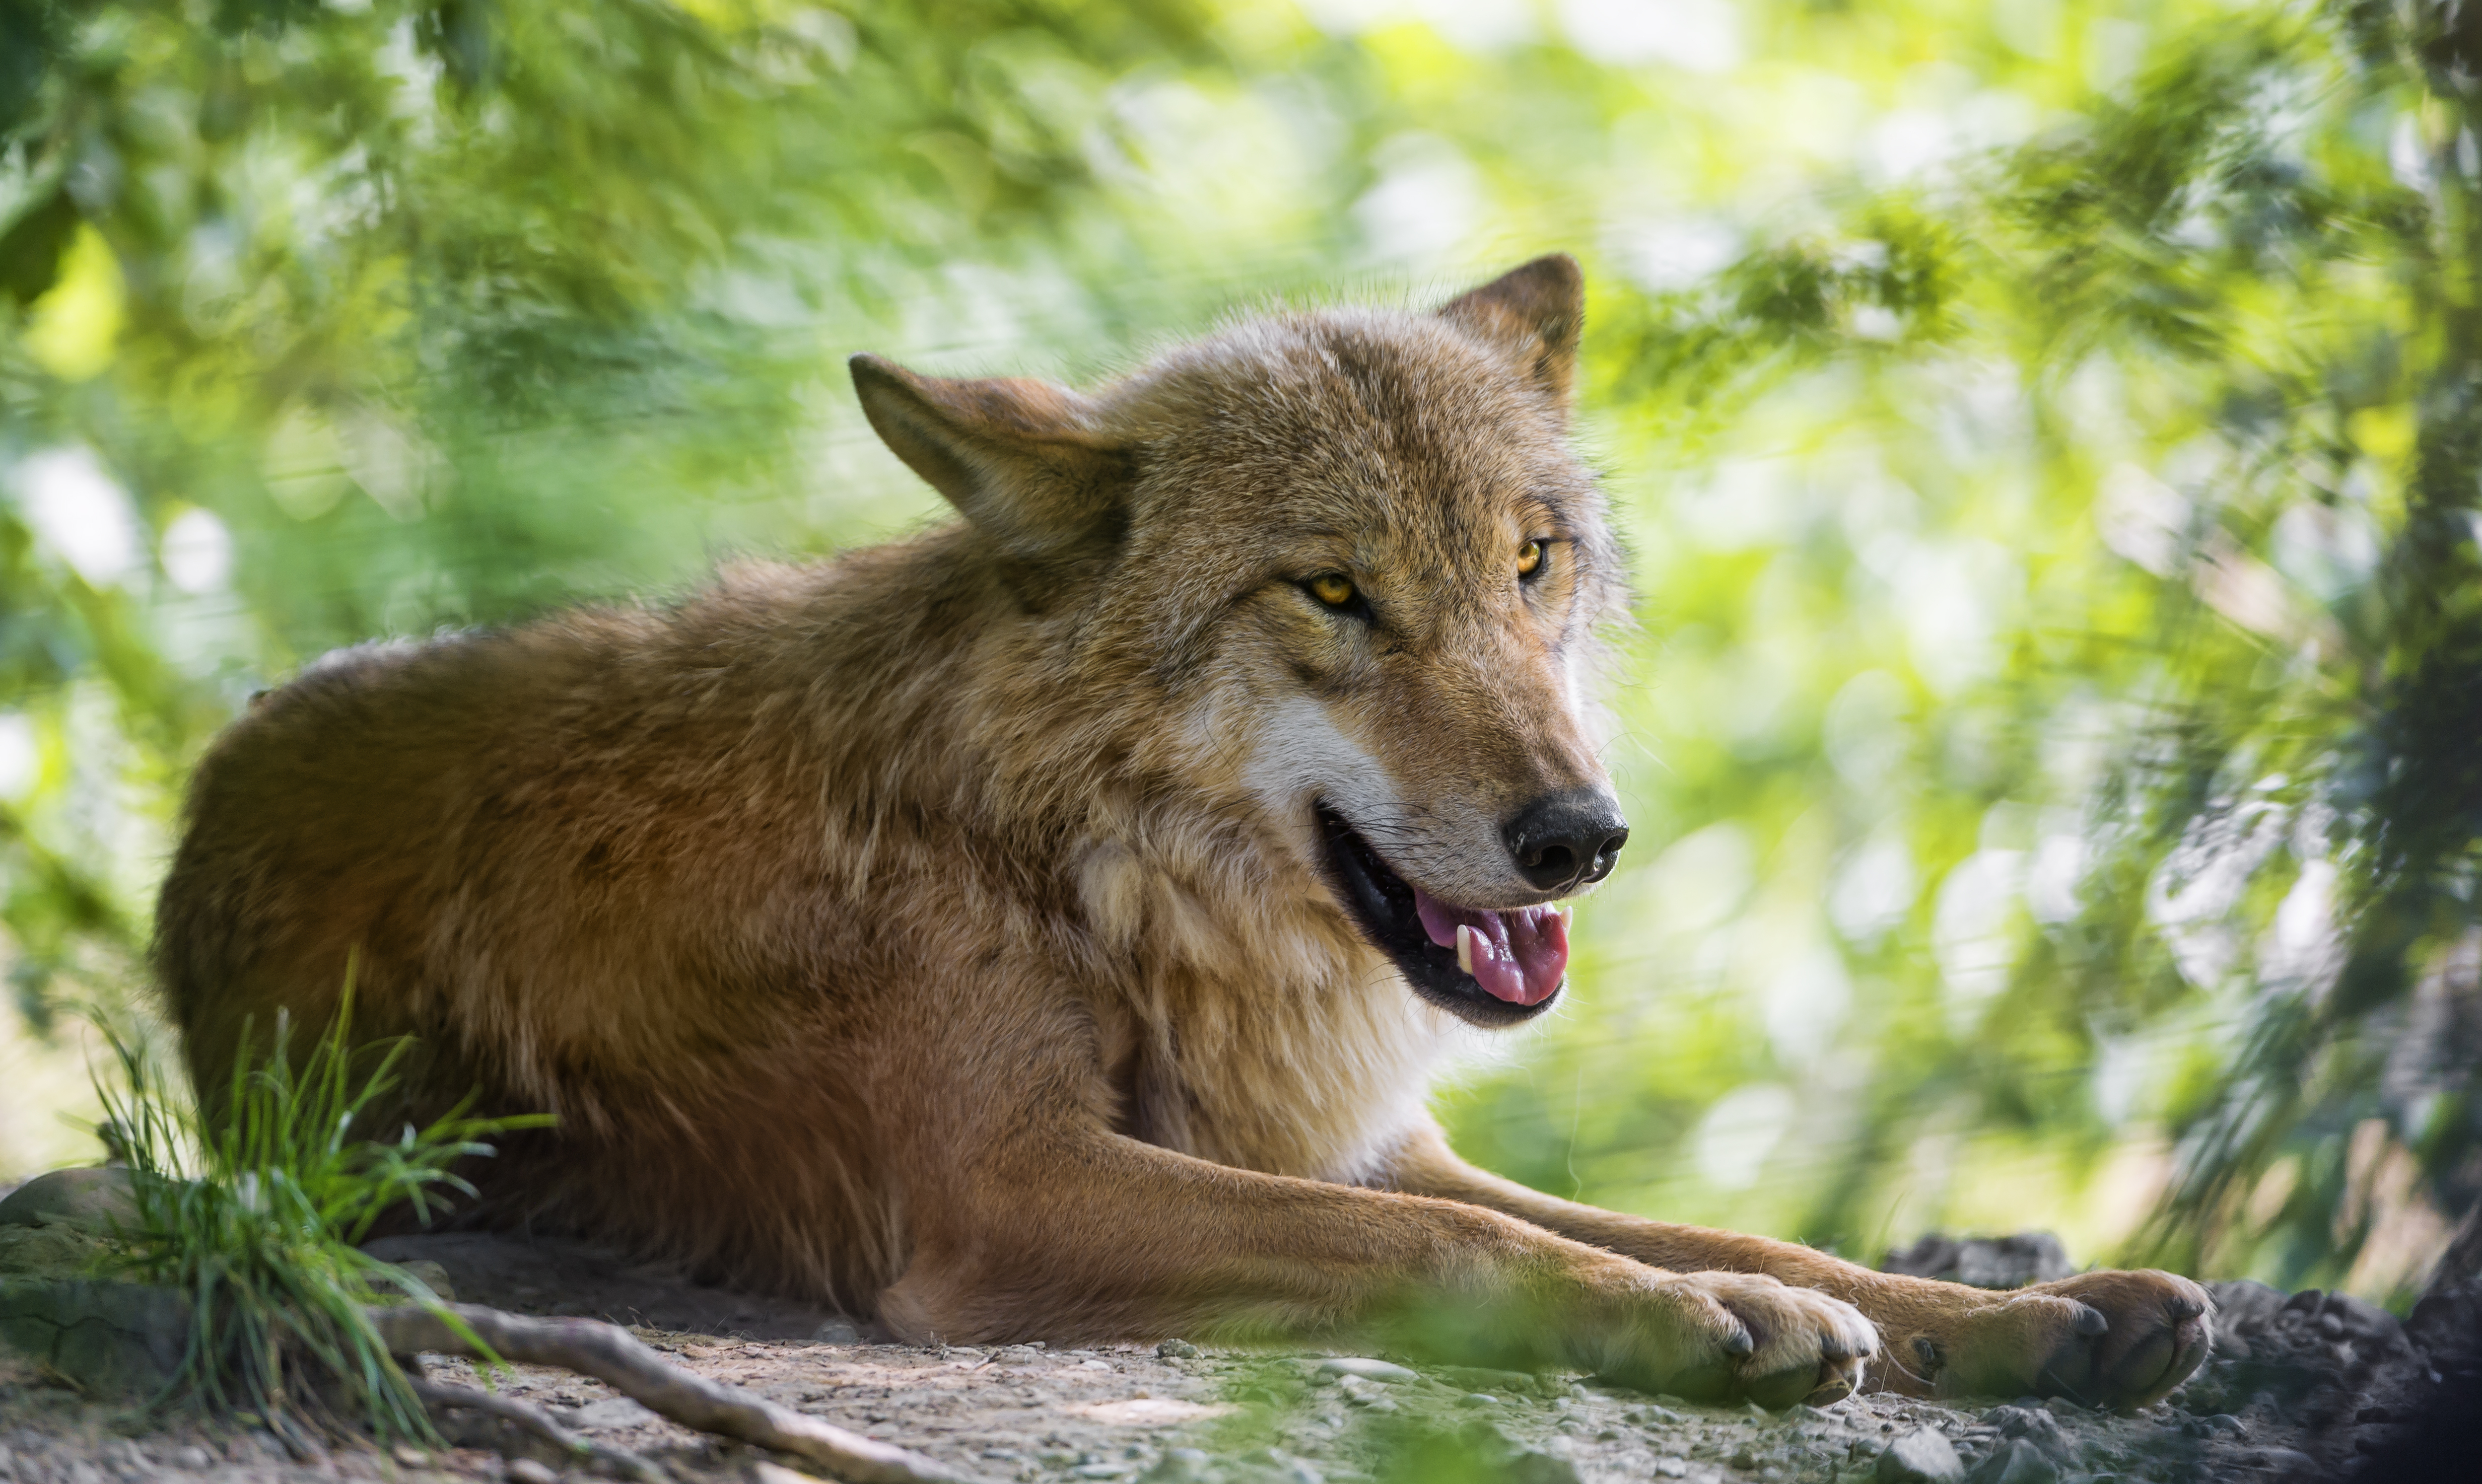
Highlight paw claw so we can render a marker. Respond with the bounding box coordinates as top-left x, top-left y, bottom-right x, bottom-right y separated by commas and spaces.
1722, 1328, 1755, 1358
2072, 1302, 2109, 1336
